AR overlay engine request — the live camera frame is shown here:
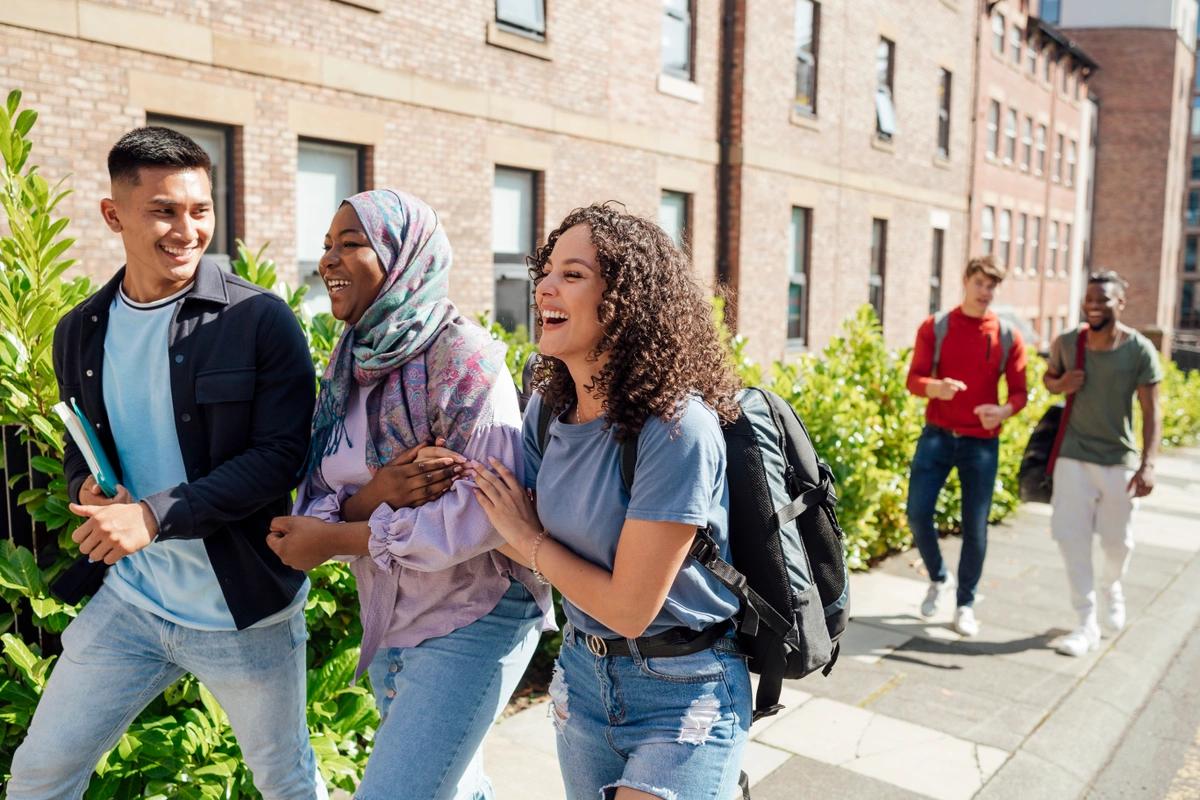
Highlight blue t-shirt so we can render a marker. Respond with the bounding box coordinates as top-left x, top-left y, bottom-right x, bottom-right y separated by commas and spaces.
524, 392, 738, 638
101, 284, 304, 630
